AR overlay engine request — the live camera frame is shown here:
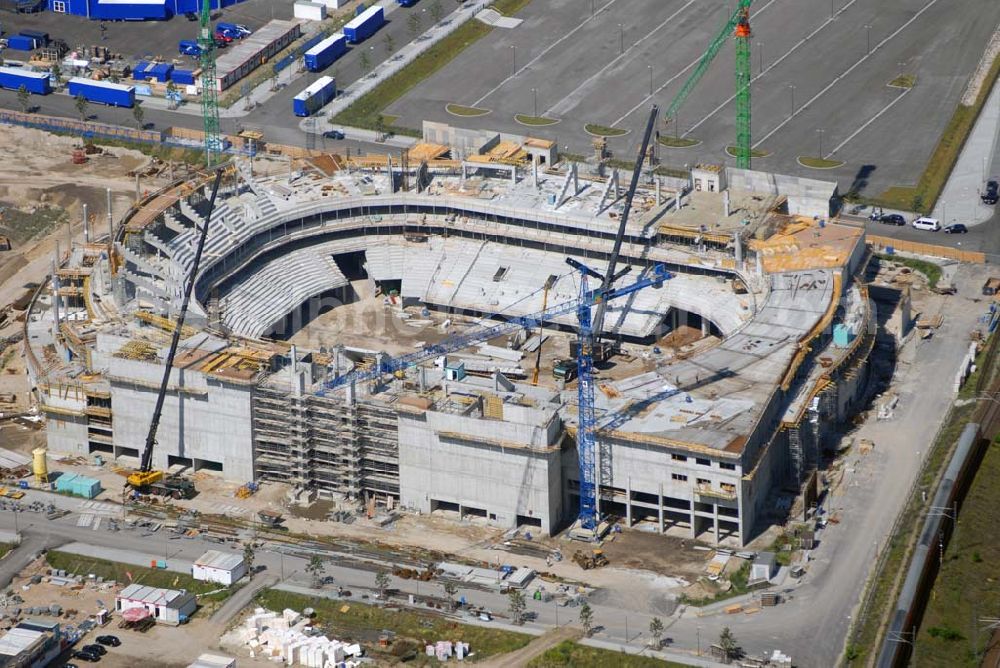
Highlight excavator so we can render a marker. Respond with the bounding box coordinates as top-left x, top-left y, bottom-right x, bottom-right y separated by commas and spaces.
125, 168, 224, 501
